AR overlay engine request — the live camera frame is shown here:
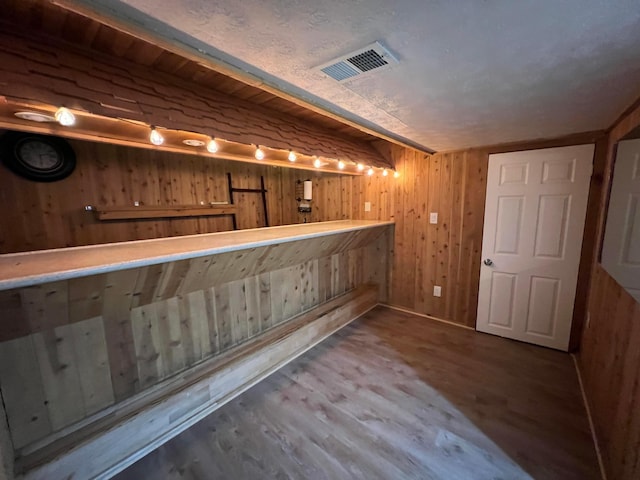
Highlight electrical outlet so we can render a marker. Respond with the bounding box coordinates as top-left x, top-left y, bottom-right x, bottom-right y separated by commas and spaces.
430, 212, 438, 224
433, 285, 442, 297
364, 202, 371, 212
